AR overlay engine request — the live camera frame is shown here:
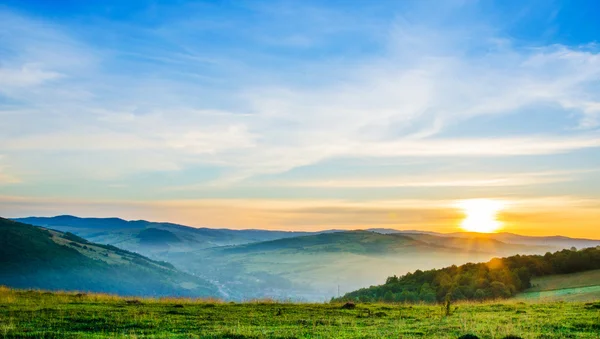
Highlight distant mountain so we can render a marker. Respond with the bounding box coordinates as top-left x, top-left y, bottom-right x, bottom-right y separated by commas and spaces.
18, 216, 595, 256
14, 215, 320, 256
14, 215, 147, 229
369, 229, 600, 251
472, 232, 600, 249
215, 230, 552, 256
397, 233, 552, 255
14, 215, 599, 301
219, 231, 439, 255
136, 228, 181, 247
0, 217, 219, 297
